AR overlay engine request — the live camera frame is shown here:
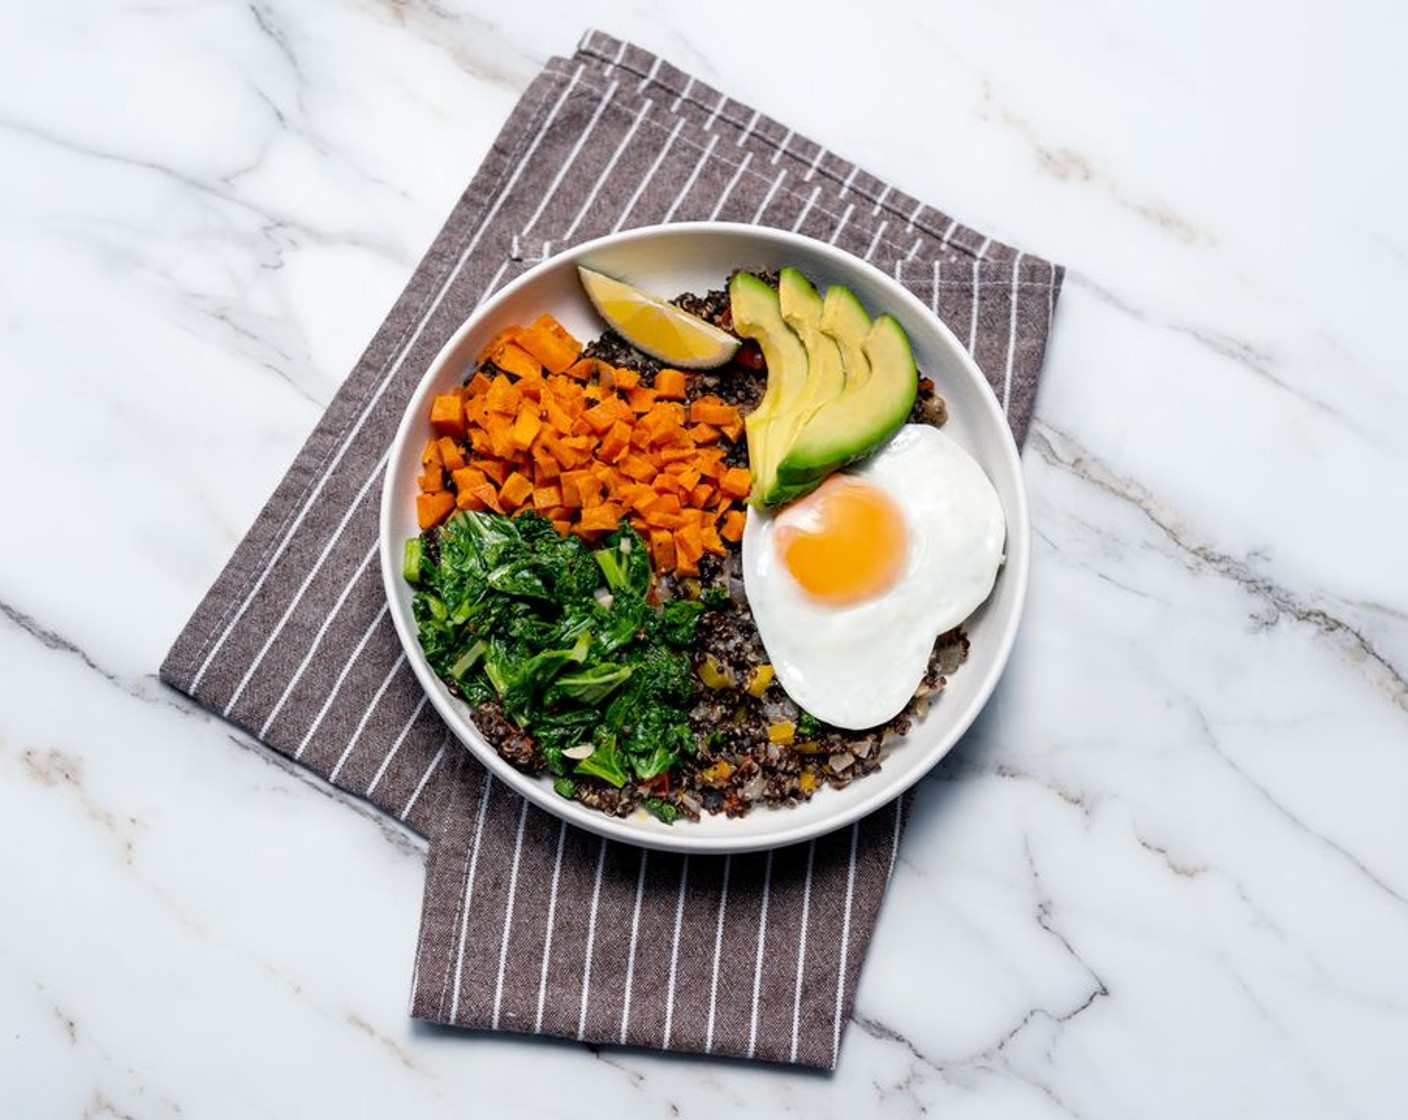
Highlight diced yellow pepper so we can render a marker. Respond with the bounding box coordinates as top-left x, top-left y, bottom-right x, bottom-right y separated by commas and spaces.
745, 664, 774, 698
